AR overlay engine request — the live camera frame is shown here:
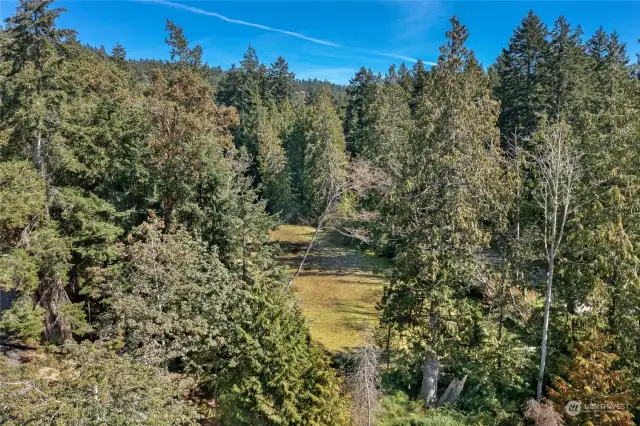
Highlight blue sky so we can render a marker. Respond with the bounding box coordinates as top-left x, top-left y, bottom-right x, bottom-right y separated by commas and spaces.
1, 1, 639, 84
